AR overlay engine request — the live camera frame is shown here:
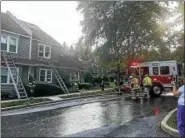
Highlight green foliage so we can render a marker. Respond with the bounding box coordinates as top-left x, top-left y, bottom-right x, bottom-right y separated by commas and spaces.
1, 98, 51, 108
92, 76, 102, 84
28, 82, 65, 97
77, 1, 183, 70
84, 72, 93, 83
78, 83, 92, 90
1, 91, 10, 100
166, 111, 177, 129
